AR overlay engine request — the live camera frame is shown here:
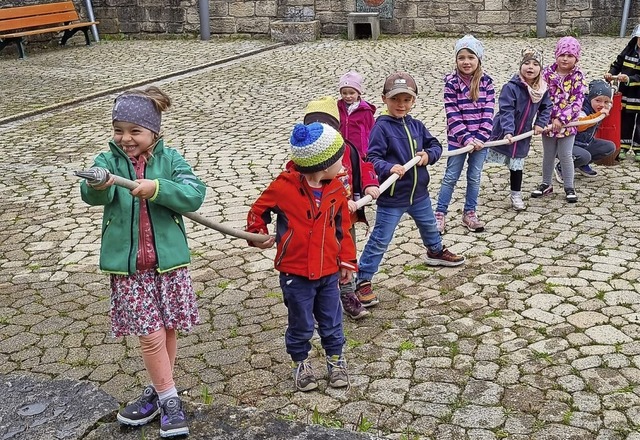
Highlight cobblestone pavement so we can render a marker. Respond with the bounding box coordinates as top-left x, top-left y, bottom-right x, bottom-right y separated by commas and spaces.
2, 36, 640, 439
